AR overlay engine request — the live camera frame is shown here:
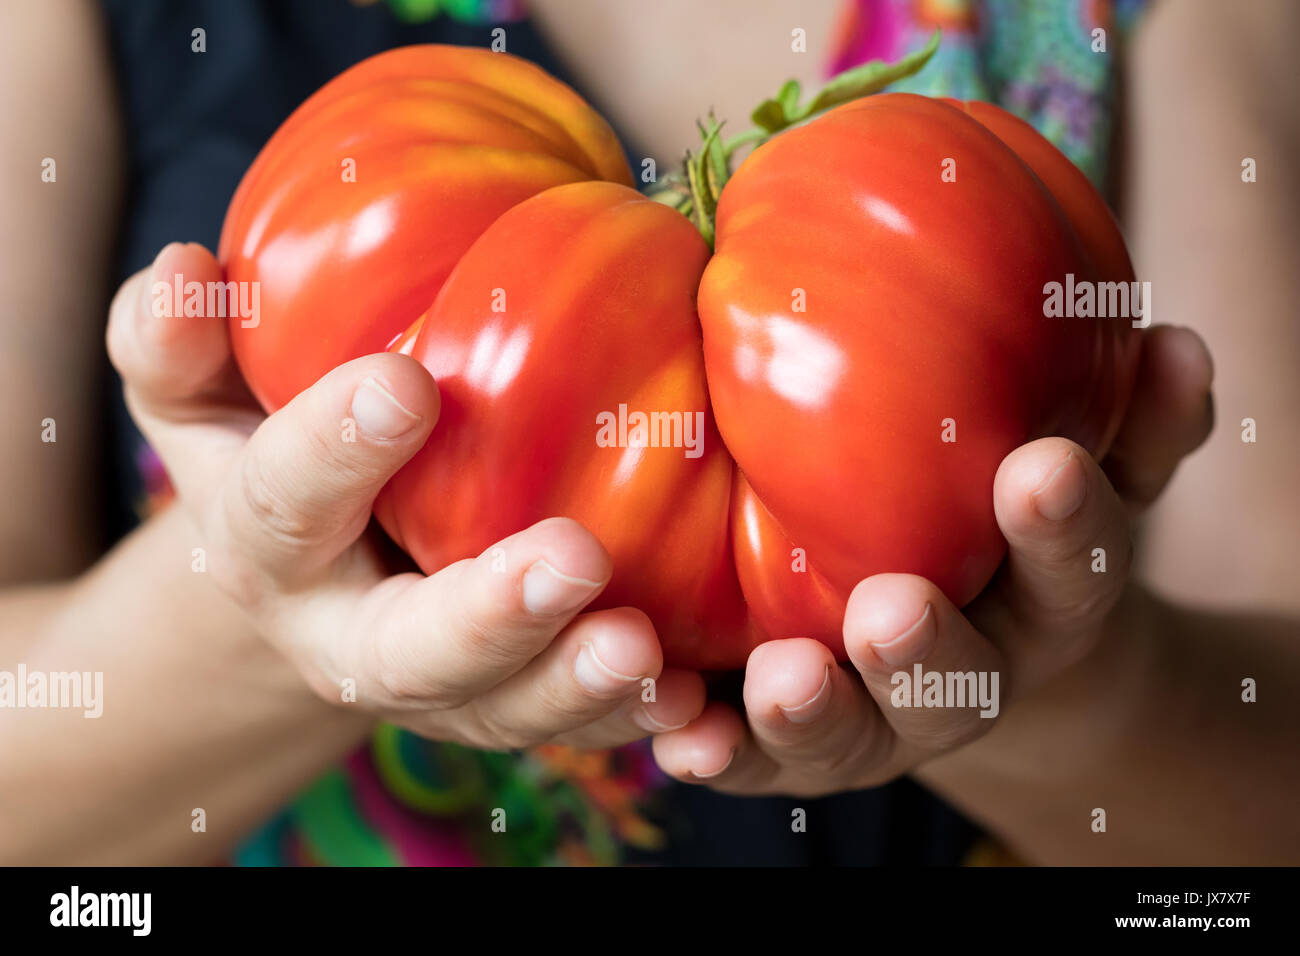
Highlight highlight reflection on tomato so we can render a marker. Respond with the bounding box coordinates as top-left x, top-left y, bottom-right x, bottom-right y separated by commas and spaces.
221, 45, 1140, 669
